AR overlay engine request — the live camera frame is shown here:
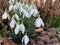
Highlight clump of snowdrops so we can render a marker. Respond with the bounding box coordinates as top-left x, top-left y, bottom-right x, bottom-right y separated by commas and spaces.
0, 10, 10, 38
2, 0, 44, 45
